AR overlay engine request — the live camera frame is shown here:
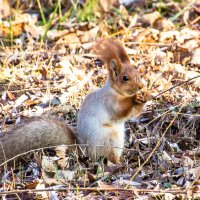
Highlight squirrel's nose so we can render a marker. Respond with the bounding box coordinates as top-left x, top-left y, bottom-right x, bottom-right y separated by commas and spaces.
138, 82, 144, 90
